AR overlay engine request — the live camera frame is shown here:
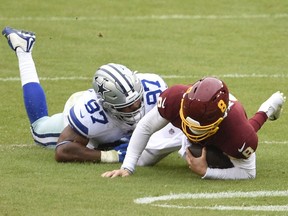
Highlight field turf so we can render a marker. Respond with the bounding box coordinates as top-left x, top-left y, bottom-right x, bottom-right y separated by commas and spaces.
0, 1, 287, 215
